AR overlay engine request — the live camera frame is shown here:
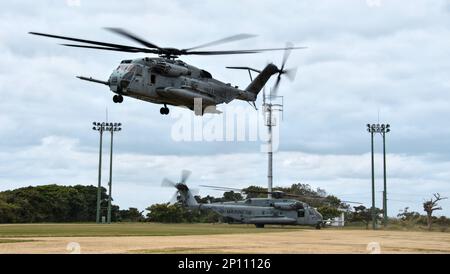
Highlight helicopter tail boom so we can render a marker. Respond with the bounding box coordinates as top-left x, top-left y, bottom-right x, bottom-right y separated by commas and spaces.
244, 63, 279, 98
